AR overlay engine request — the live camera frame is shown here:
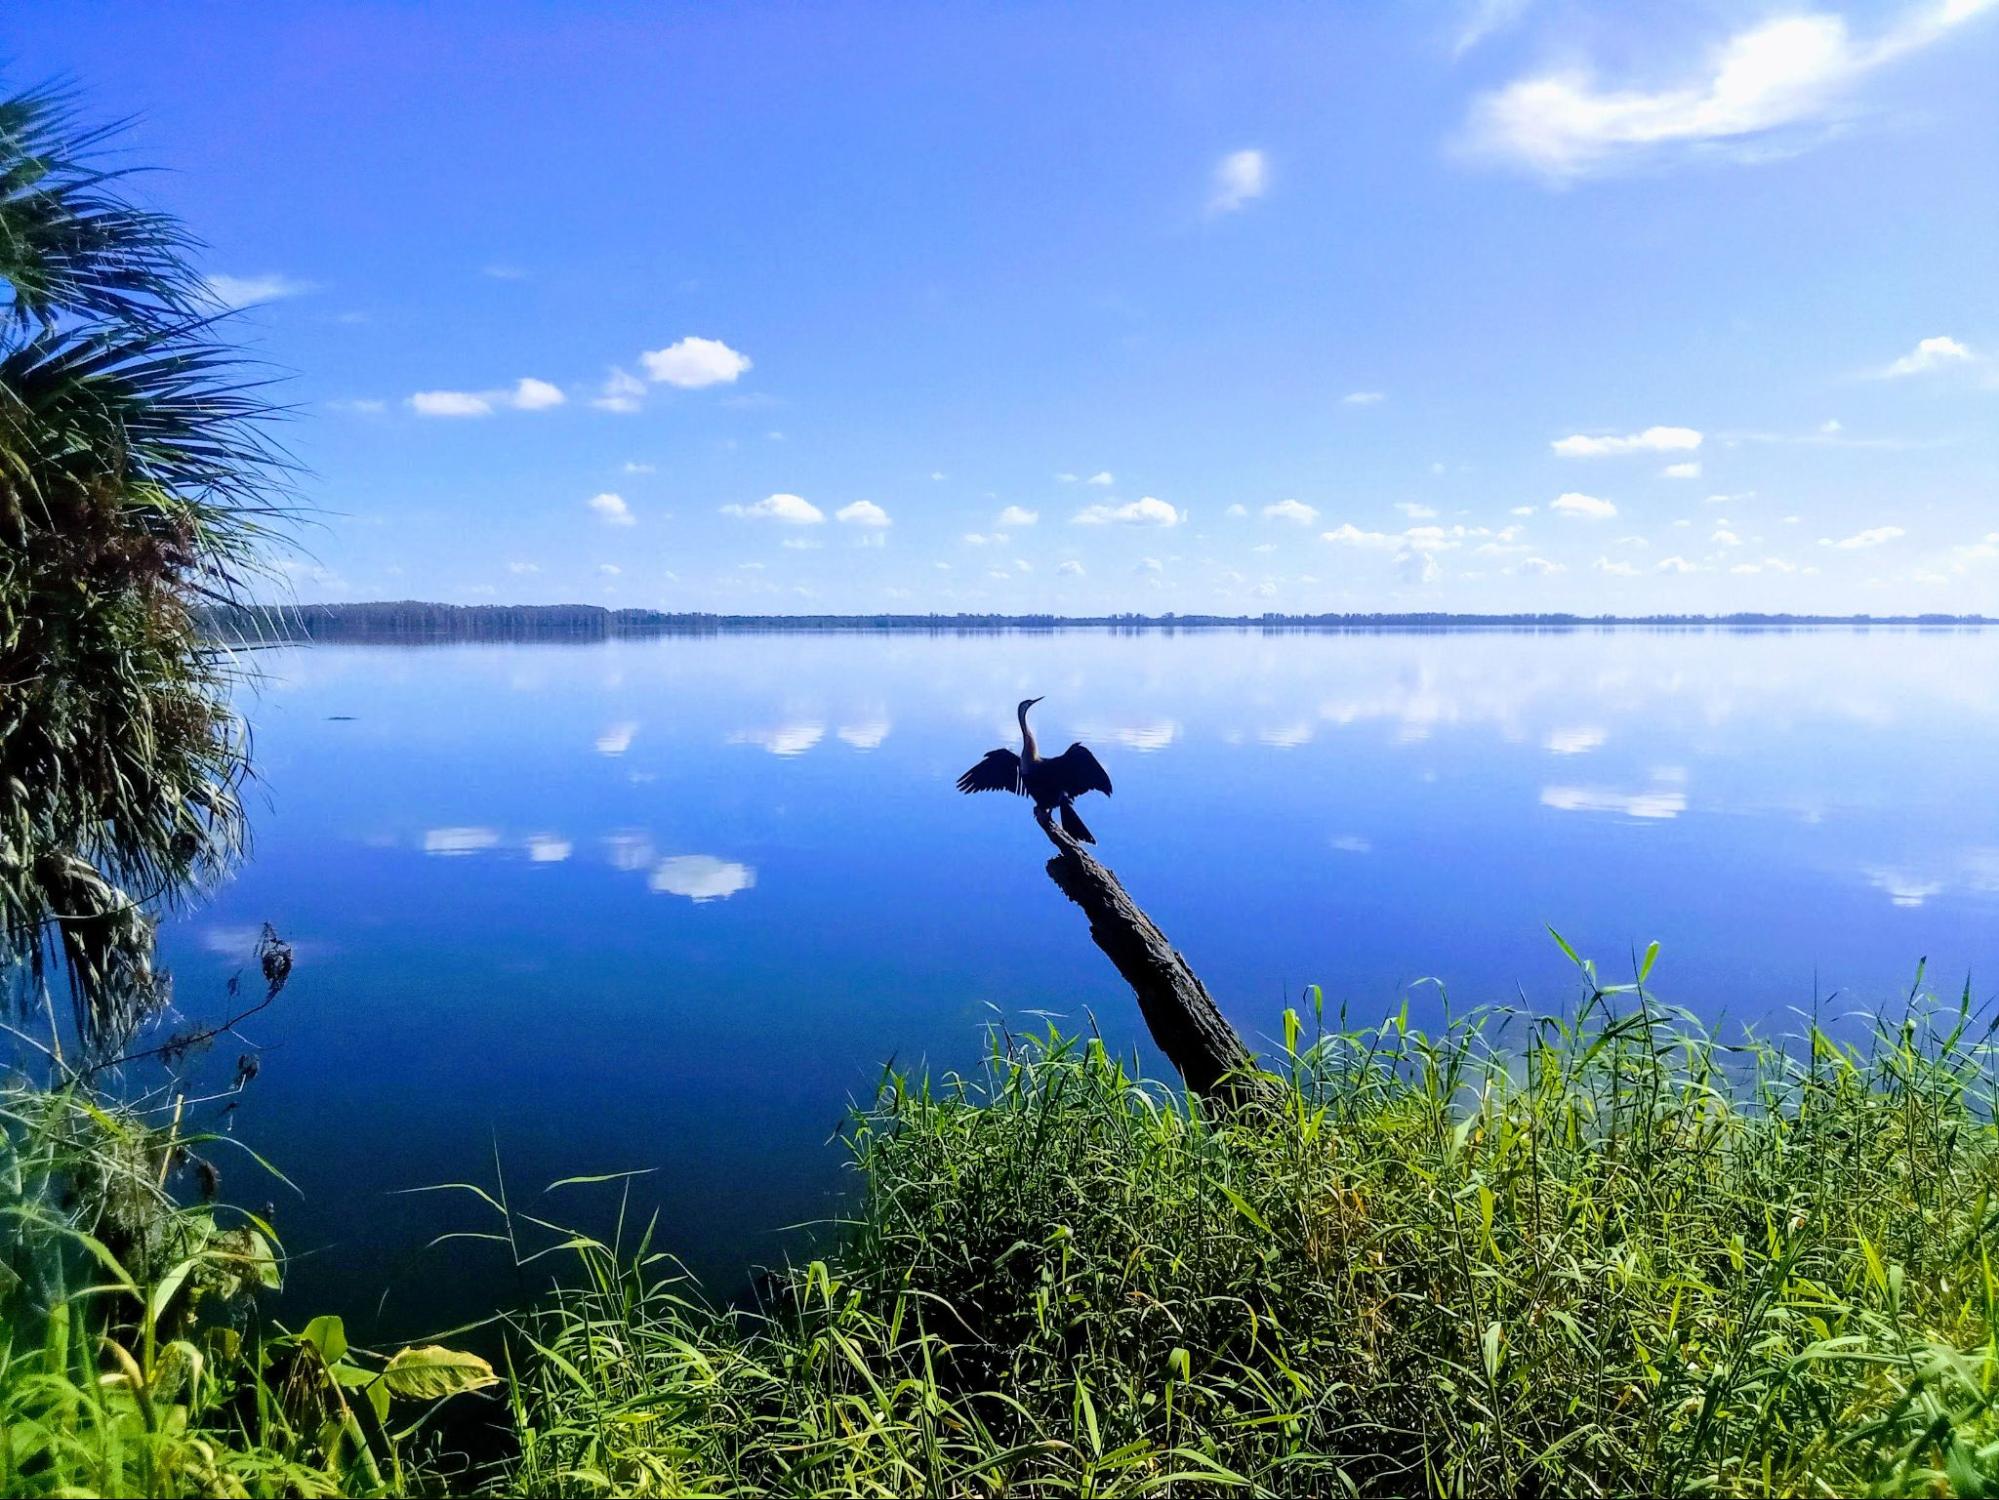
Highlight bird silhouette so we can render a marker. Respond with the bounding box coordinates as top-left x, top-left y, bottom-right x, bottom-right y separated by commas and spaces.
956, 696, 1113, 842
